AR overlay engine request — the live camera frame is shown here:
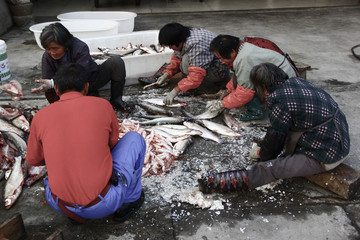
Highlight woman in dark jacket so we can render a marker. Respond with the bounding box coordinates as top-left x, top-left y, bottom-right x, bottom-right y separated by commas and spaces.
32, 22, 134, 112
